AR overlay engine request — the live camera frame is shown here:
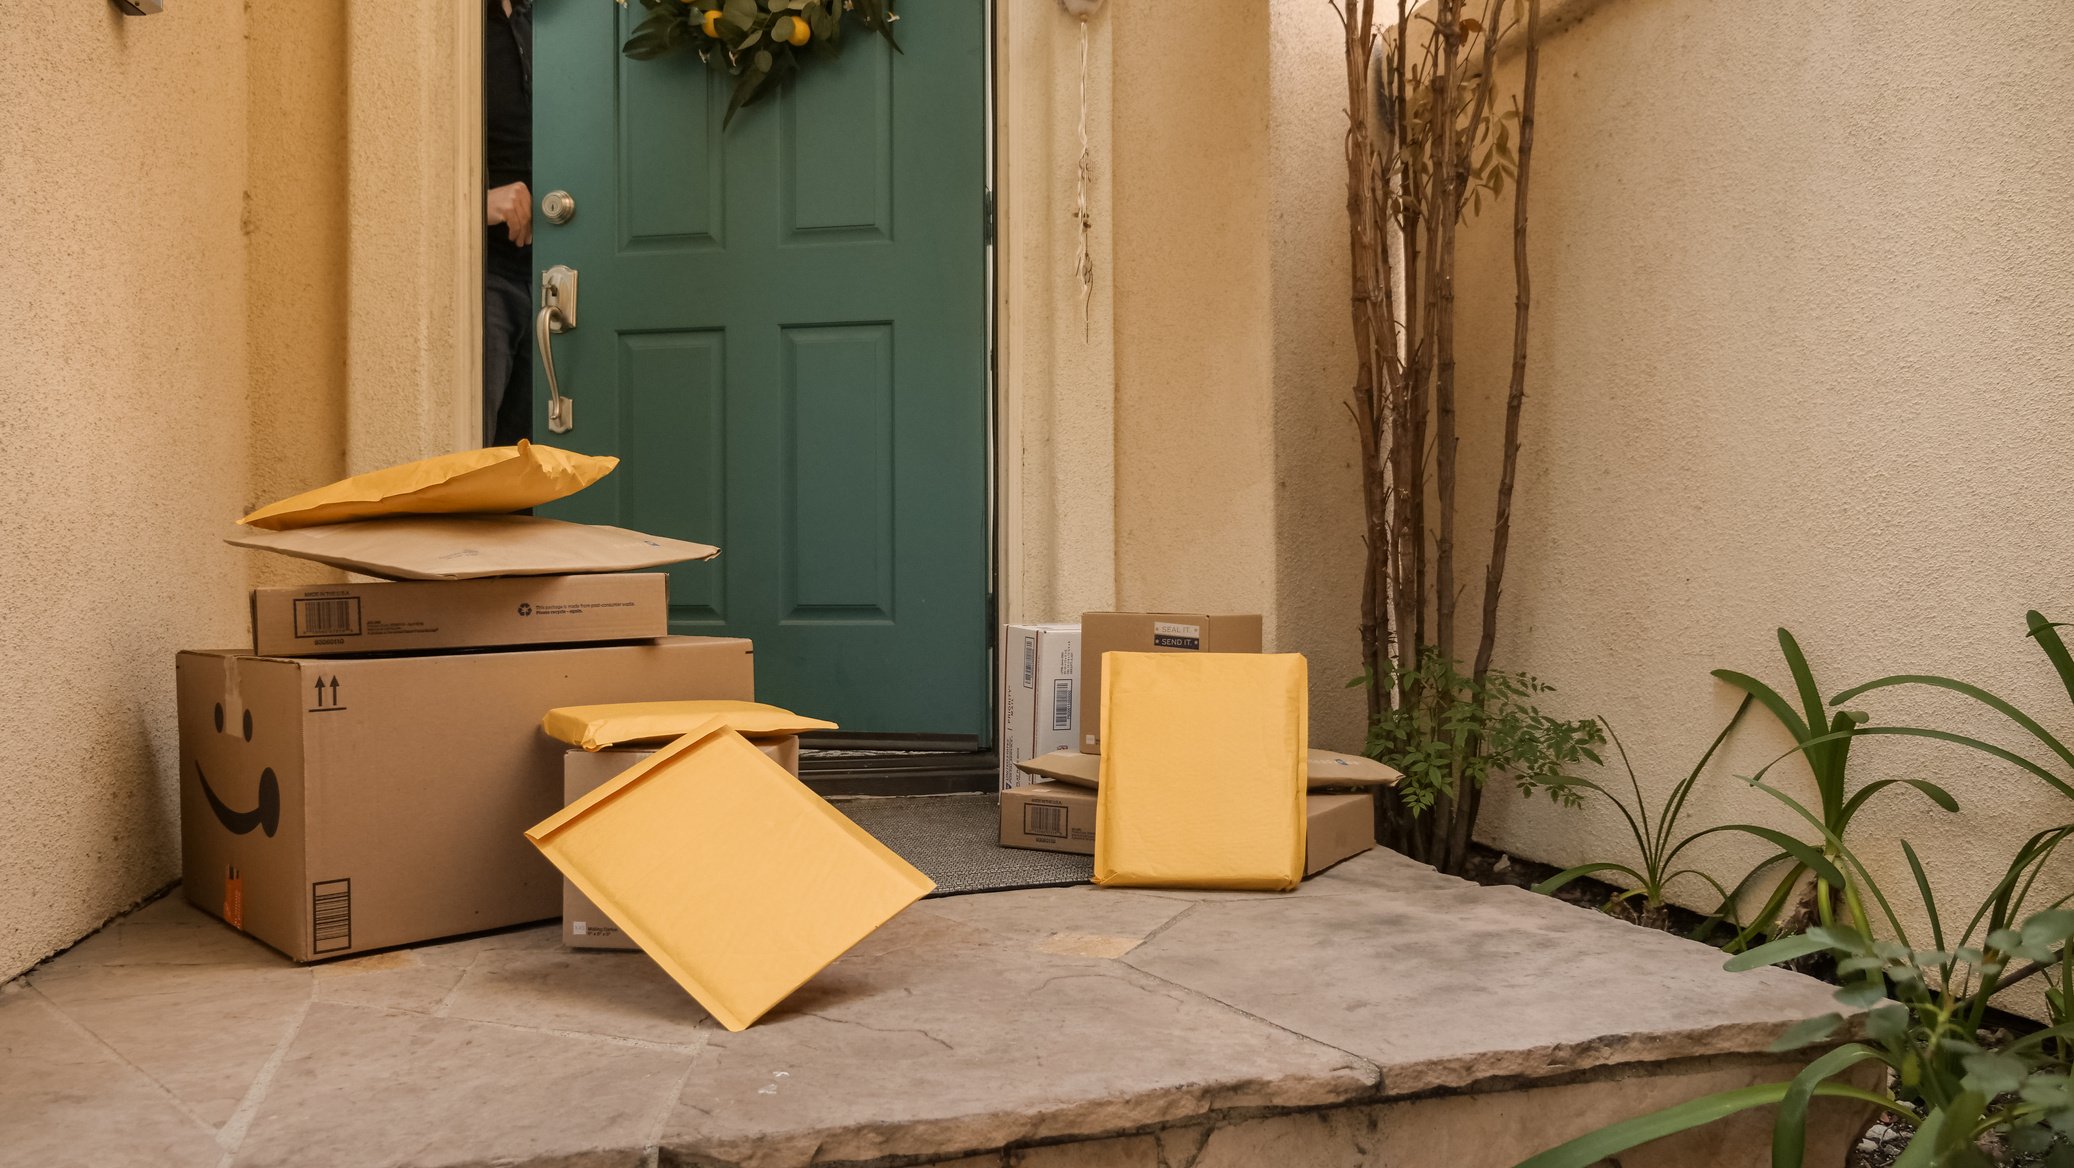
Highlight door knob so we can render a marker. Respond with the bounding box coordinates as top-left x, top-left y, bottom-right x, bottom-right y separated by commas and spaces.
537, 264, 578, 434
541, 190, 576, 225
